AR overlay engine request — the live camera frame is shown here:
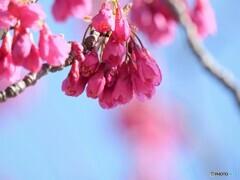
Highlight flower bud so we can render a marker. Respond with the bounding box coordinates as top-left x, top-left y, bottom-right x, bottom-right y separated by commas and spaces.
92, 2, 115, 33
80, 48, 99, 77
